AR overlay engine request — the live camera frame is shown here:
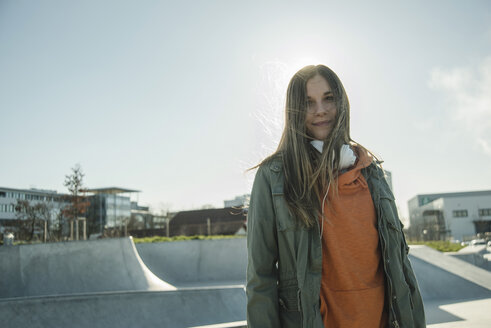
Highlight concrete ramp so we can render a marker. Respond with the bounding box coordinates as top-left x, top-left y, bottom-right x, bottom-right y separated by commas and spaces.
0, 237, 175, 299
446, 245, 490, 271
0, 287, 246, 328
409, 245, 491, 327
136, 238, 247, 287
409, 245, 491, 301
